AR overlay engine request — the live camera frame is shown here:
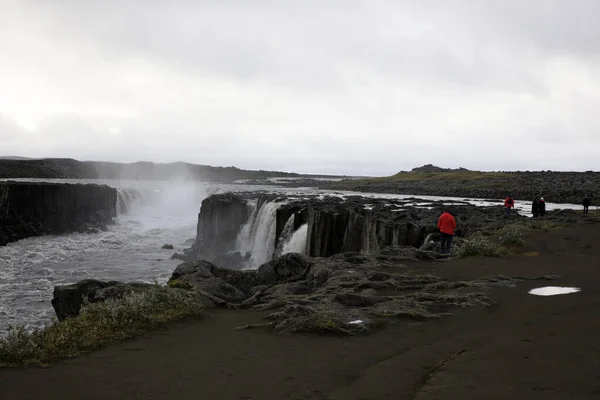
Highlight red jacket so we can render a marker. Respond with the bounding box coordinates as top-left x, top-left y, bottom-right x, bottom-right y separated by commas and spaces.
504, 198, 514, 208
438, 212, 457, 235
